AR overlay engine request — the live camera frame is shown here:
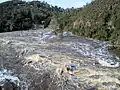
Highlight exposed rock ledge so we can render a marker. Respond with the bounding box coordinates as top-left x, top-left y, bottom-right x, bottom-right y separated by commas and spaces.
0, 29, 120, 90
